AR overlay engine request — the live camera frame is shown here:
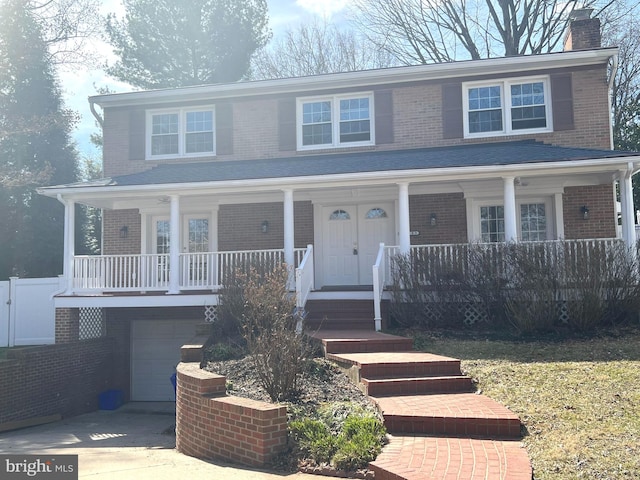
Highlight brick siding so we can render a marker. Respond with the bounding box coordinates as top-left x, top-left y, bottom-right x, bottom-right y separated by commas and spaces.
101, 66, 611, 177
176, 363, 288, 467
218, 201, 313, 251
55, 307, 79, 343
0, 338, 115, 427
103, 209, 142, 255
410, 193, 468, 245
563, 184, 616, 239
